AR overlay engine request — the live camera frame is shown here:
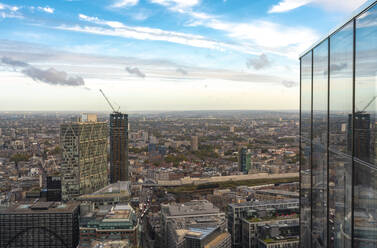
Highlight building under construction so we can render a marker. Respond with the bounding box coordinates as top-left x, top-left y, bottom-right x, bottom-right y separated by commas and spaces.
110, 112, 129, 182
60, 114, 108, 201
99, 89, 129, 182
